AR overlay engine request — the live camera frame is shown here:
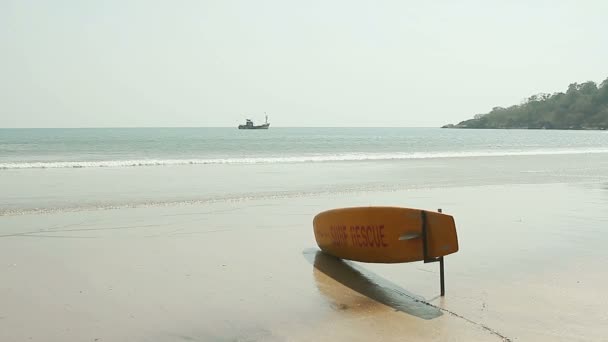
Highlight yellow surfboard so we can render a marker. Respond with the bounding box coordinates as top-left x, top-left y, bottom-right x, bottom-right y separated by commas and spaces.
313, 206, 459, 263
